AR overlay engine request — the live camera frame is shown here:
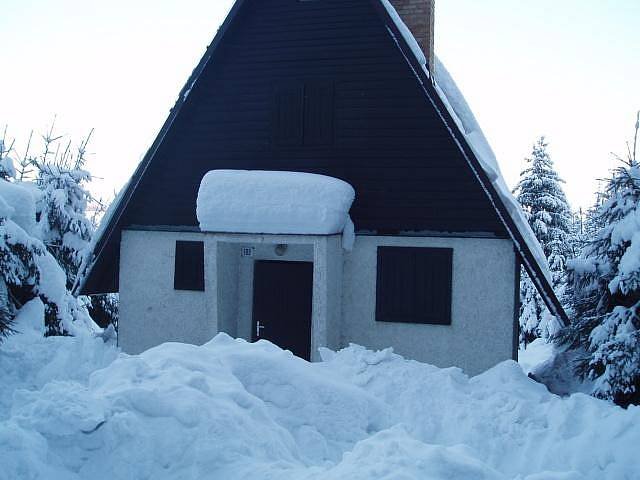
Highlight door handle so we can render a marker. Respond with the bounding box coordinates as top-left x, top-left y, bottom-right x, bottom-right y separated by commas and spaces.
256, 320, 265, 338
